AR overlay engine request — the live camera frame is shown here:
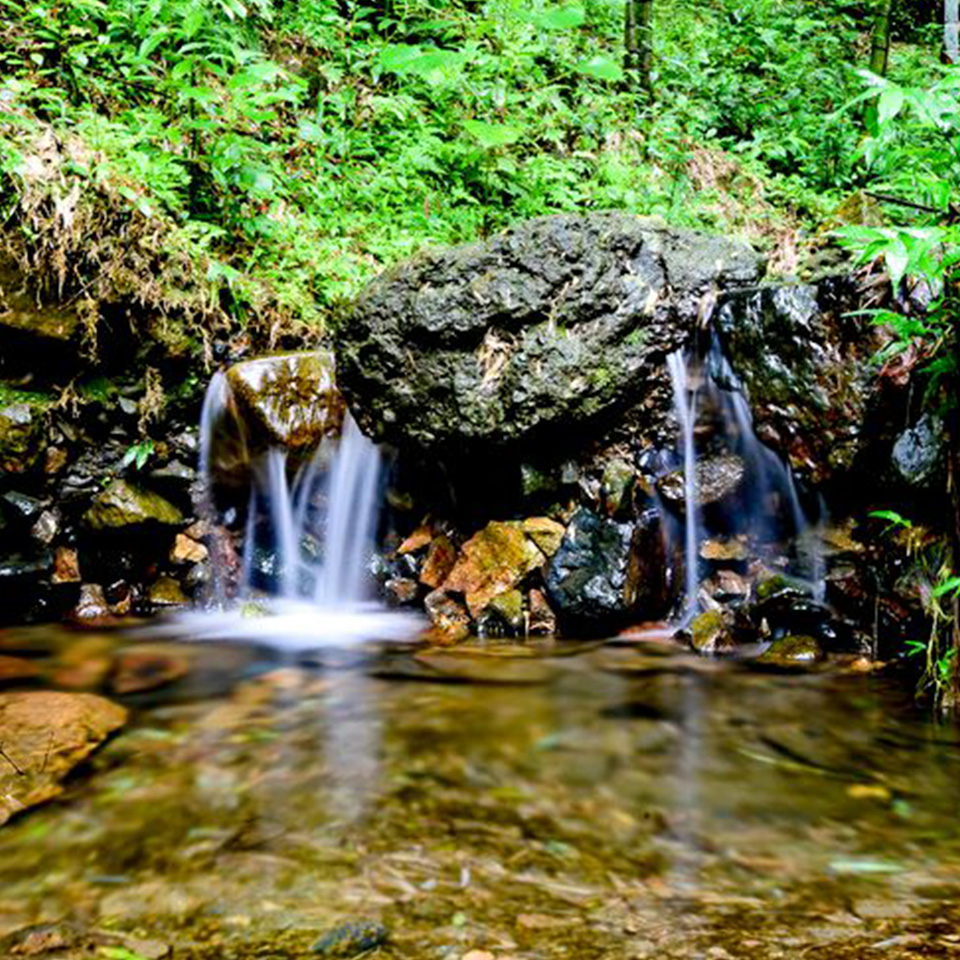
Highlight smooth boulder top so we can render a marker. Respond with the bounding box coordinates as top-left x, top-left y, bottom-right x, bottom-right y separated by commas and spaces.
337, 213, 762, 450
